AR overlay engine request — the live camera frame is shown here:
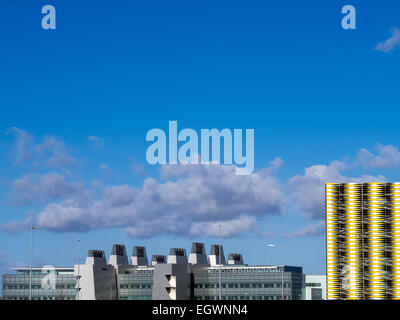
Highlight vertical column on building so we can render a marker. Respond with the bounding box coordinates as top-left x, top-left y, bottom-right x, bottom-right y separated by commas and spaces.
363, 183, 386, 299
387, 183, 400, 299
341, 183, 363, 300
326, 183, 340, 299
